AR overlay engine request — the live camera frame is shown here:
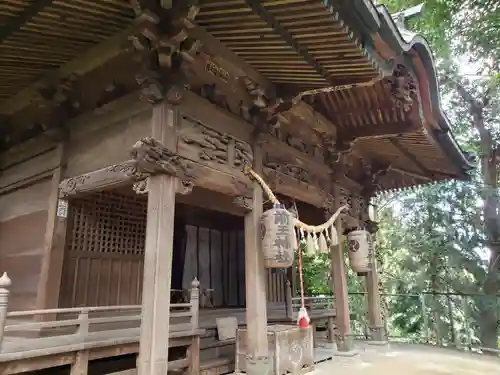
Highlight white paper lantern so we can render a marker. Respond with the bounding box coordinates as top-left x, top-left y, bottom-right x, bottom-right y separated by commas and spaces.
346, 230, 372, 273
260, 204, 296, 268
